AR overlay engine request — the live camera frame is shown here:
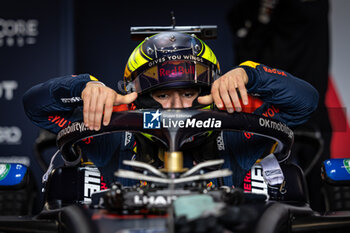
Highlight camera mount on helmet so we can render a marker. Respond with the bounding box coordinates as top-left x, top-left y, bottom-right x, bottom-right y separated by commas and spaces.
130, 12, 217, 41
